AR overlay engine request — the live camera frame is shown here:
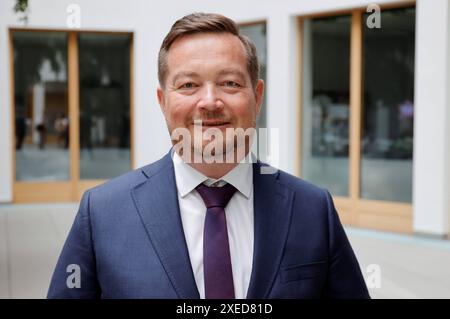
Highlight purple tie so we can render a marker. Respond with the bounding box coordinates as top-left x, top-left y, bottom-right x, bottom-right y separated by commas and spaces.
196, 183, 236, 299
